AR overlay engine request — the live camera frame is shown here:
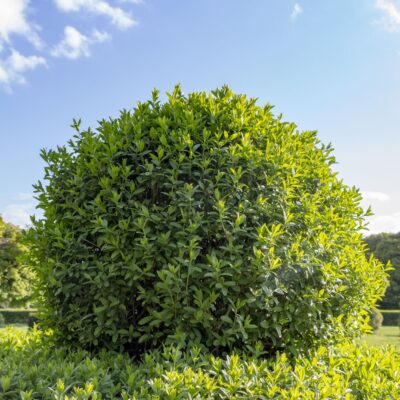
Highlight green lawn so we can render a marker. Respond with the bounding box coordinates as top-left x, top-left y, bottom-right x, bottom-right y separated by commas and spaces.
0, 323, 28, 332
362, 326, 400, 349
